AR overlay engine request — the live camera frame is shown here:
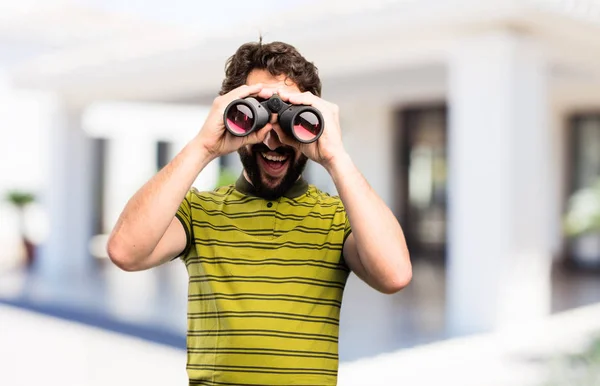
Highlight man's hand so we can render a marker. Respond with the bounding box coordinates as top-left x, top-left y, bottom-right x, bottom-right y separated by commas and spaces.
197, 84, 275, 159
269, 90, 347, 169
